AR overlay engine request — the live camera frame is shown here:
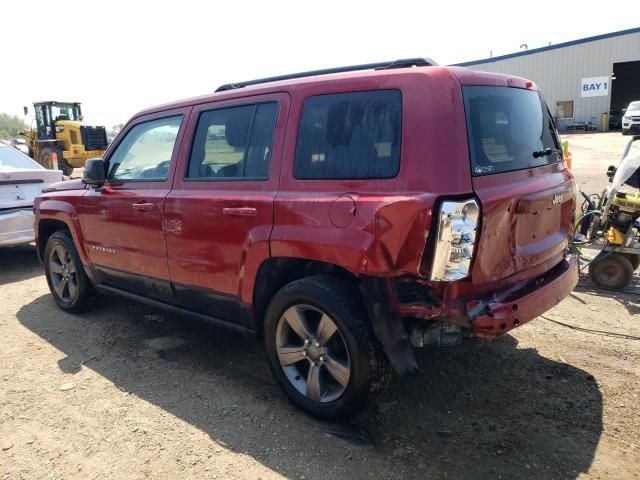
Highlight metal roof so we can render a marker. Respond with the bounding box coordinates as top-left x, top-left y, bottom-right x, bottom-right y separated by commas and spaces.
33, 101, 81, 105
454, 27, 640, 67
